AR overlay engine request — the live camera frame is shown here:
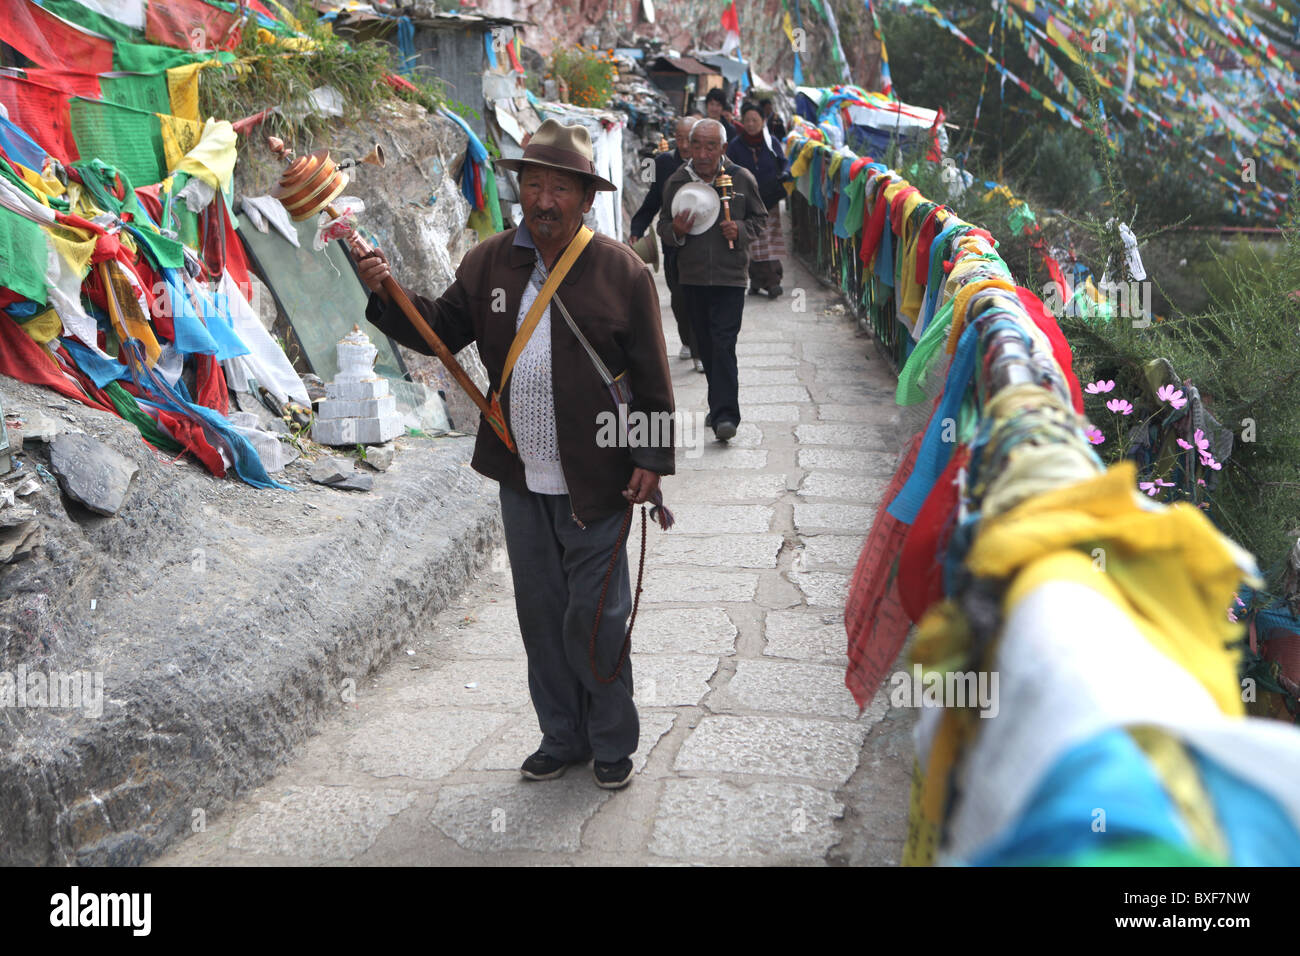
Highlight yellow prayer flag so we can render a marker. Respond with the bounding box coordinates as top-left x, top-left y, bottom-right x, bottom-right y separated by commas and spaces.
166, 63, 204, 124
158, 114, 204, 175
